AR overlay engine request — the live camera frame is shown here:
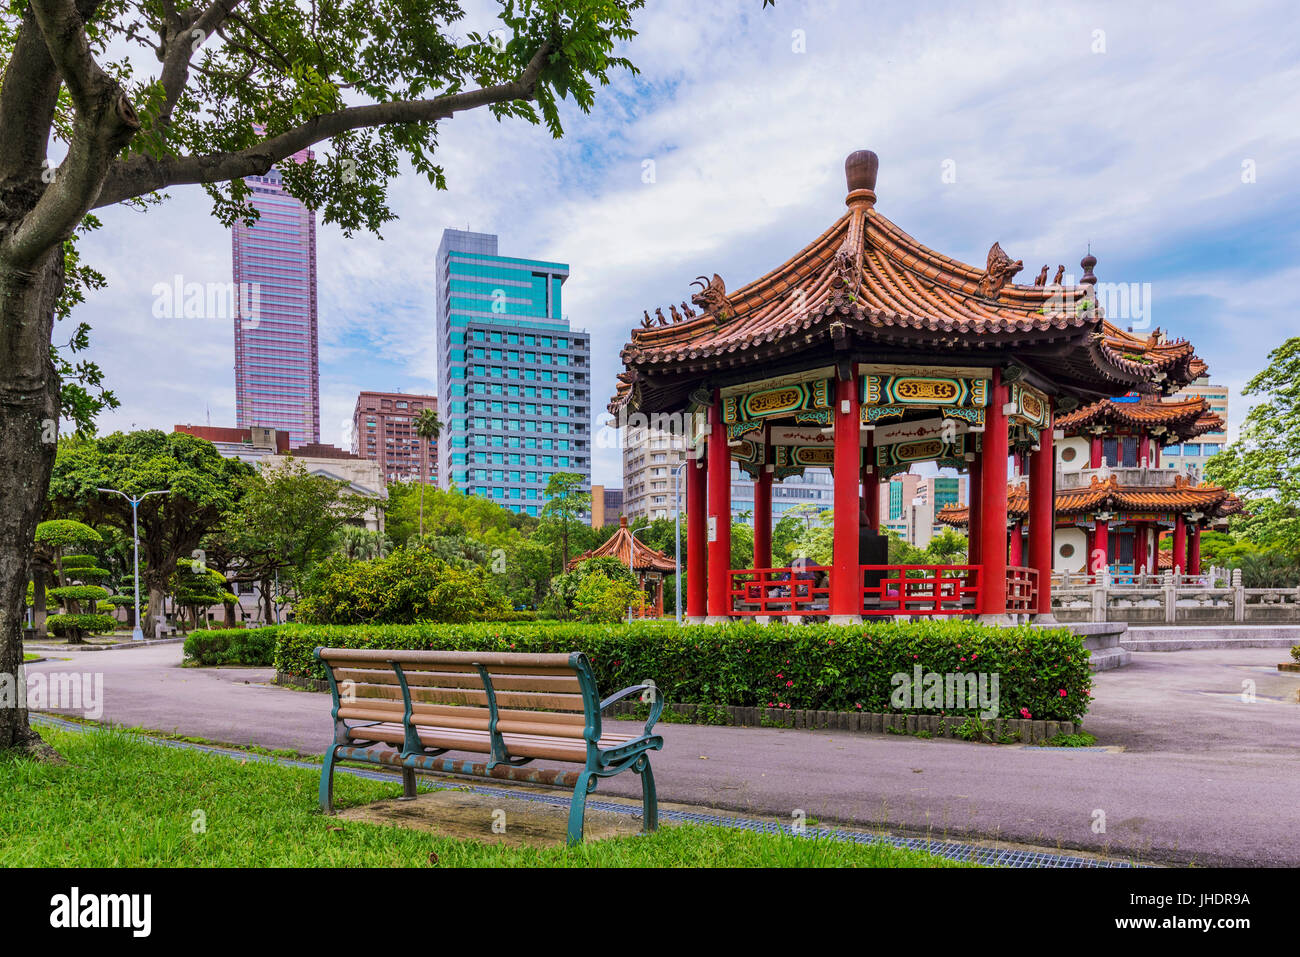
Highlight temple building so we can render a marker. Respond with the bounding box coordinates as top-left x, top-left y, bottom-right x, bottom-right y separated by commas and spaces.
611, 149, 1206, 622
939, 391, 1242, 577
568, 516, 676, 617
